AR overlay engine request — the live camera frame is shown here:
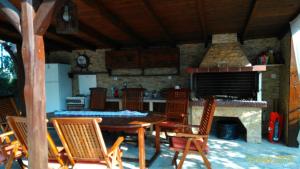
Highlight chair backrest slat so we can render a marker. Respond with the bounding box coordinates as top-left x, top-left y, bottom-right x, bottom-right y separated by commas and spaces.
165, 89, 189, 124
6, 116, 64, 165
52, 118, 108, 164
122, 88, 144, 111
0, 98, 20, 124
198, 97, 216, 135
